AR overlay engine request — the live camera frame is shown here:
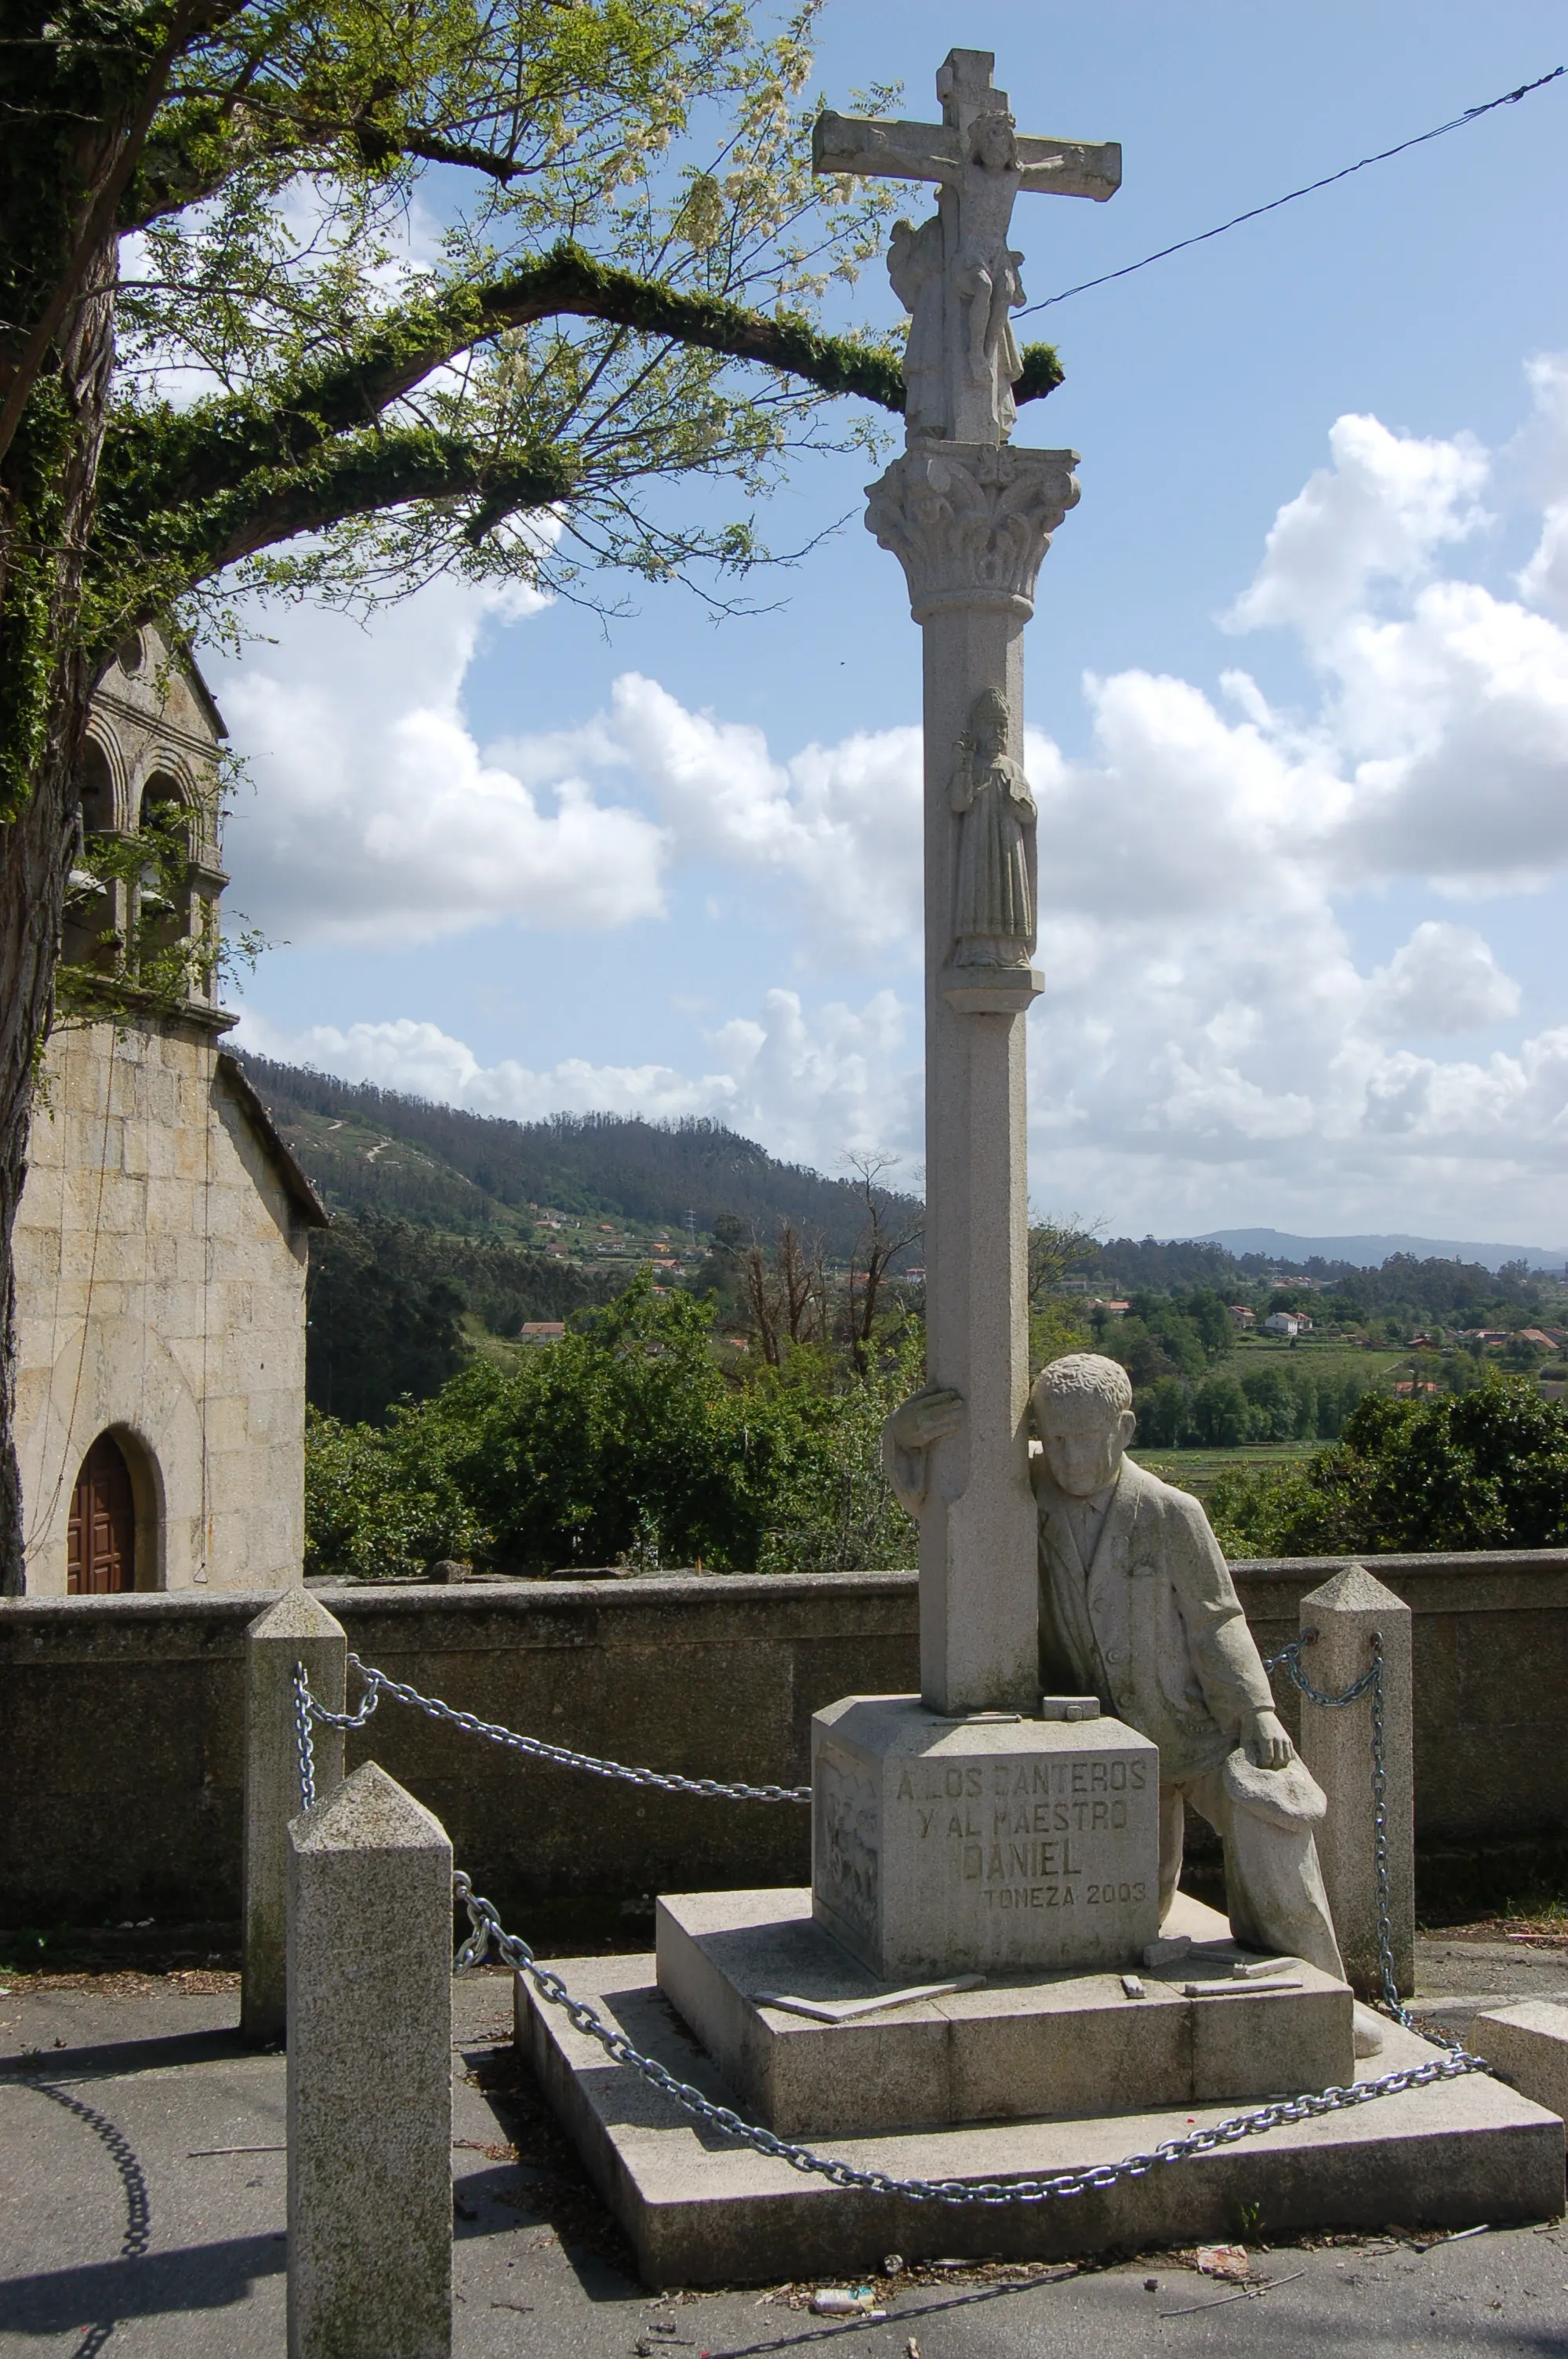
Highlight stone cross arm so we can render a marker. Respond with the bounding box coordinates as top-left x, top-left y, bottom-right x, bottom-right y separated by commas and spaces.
812, 111, 1121, 205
